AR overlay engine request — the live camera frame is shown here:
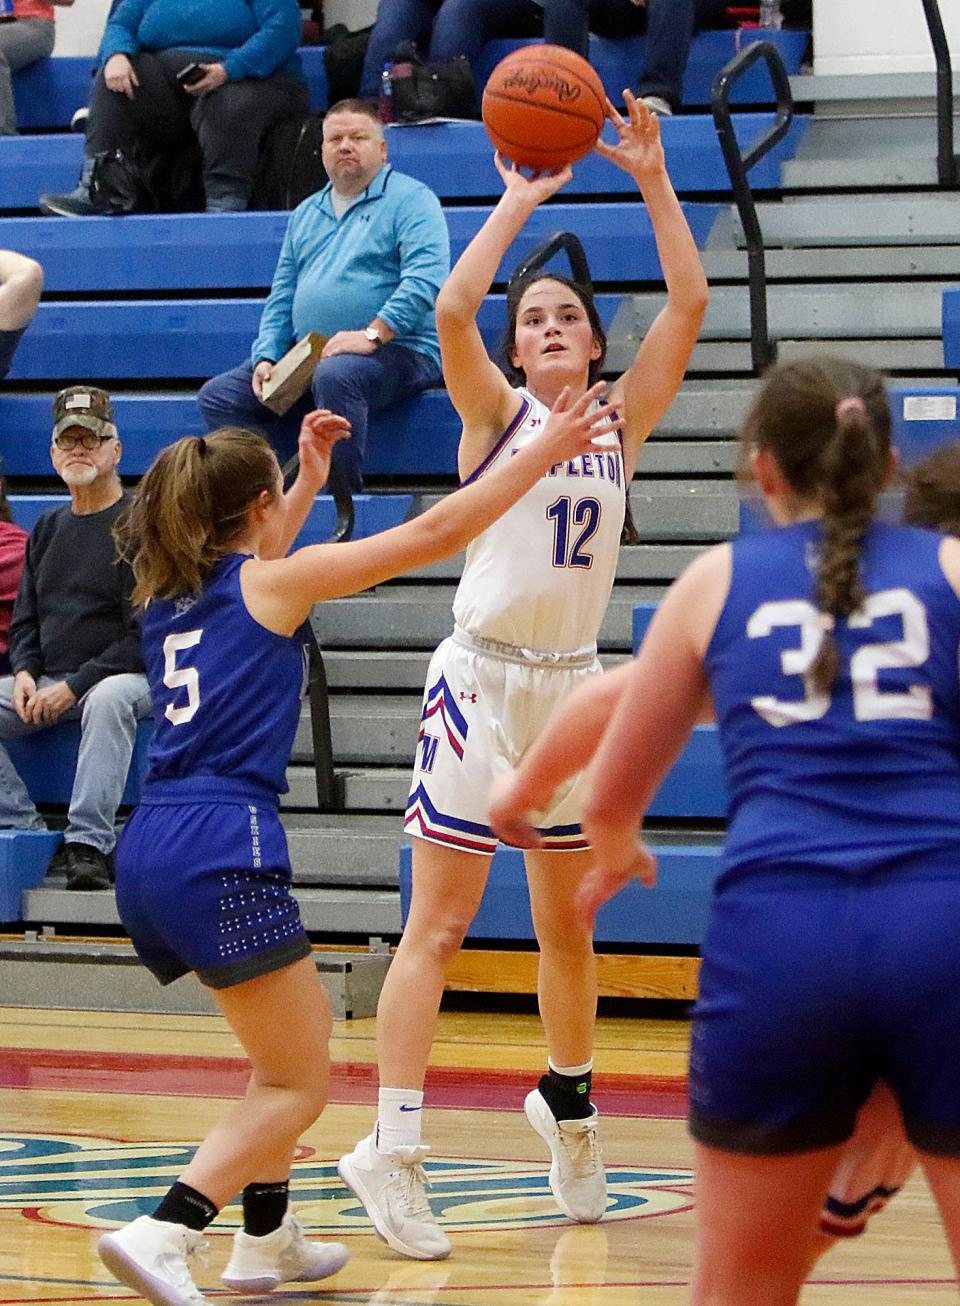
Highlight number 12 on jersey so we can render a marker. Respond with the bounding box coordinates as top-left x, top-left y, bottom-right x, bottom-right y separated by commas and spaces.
547, 495, 601, 569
